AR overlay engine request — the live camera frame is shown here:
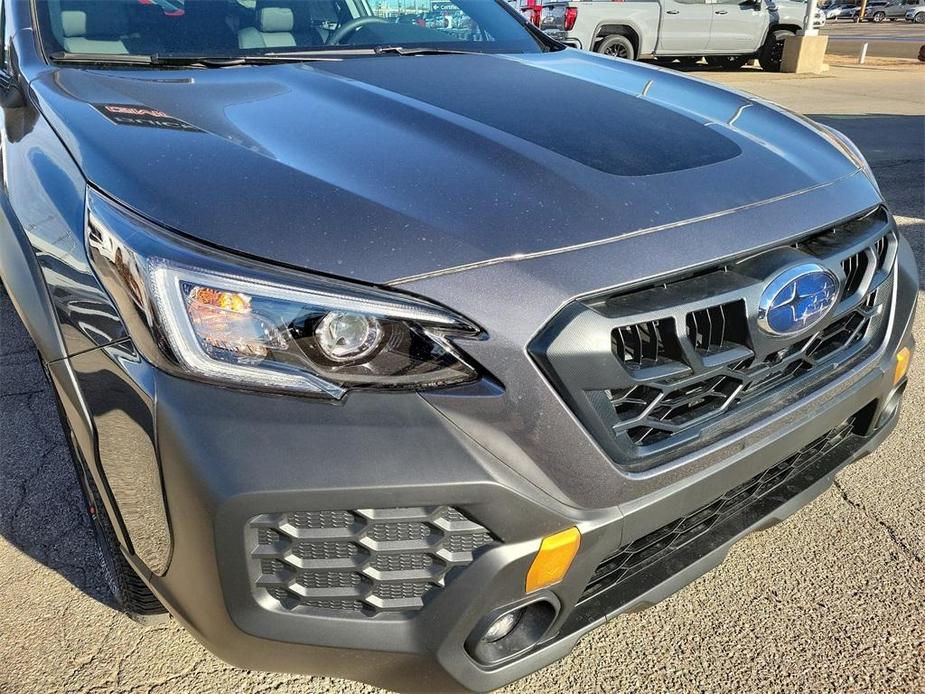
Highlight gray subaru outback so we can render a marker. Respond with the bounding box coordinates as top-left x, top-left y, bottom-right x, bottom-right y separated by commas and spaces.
0, 0, 917, 692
